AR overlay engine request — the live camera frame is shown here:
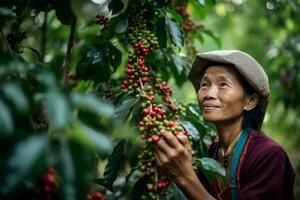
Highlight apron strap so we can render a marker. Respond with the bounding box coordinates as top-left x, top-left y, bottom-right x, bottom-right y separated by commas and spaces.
229, 128, 251, 200
212, 128, 251, 200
